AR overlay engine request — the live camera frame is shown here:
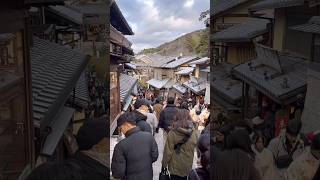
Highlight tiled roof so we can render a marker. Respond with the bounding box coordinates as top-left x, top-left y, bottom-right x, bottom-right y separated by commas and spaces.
211, 0, 250, 18
110, 1, 134, 35
173, 83, 187, 94
47, 4, 106, 25
147, 78, 171, 89
176, 67, 194, 75
119, 74, 138, 103
212, 18, 270, 42
290, 16, 320, 34
211, 78, 243, 104
233, 49, 307, 104
189, 57, 210, 65
134, 54, 176, 68
162, 56, 199, 68
211, 64, 243, 106
31, 37, 89, 129
48, 5, 83, 25
249, 0, 304, 11
183, 77, 207, 94
69, 71, 89, 108
211, 63, 235, 80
